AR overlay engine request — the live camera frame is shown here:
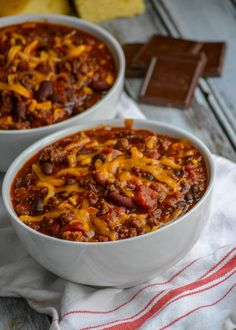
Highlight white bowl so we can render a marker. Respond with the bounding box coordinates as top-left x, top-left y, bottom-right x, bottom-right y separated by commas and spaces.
2, 119, 215, 288
0, 14, 125, 172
